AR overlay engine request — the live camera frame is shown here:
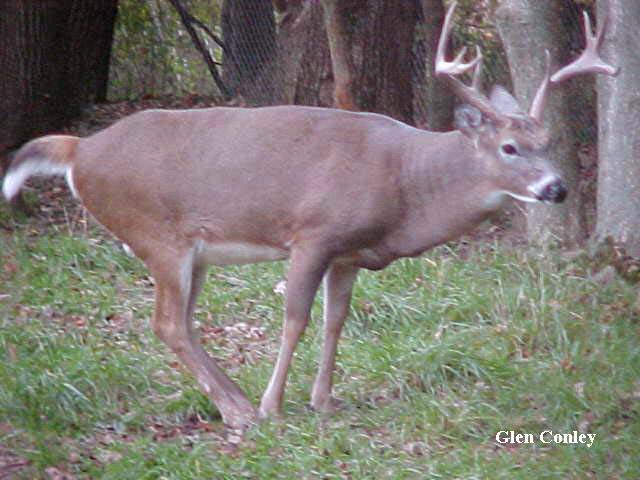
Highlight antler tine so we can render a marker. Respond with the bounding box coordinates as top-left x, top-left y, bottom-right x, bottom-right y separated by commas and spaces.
583, 10, 595, 44
435, 2, 500, 120
529, 9, 619, 121
435, 2, 480, 76
529, 50, 551, 123
471, 45, 483, 91
550, 9, 619, 84
435, 1, 454, 72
